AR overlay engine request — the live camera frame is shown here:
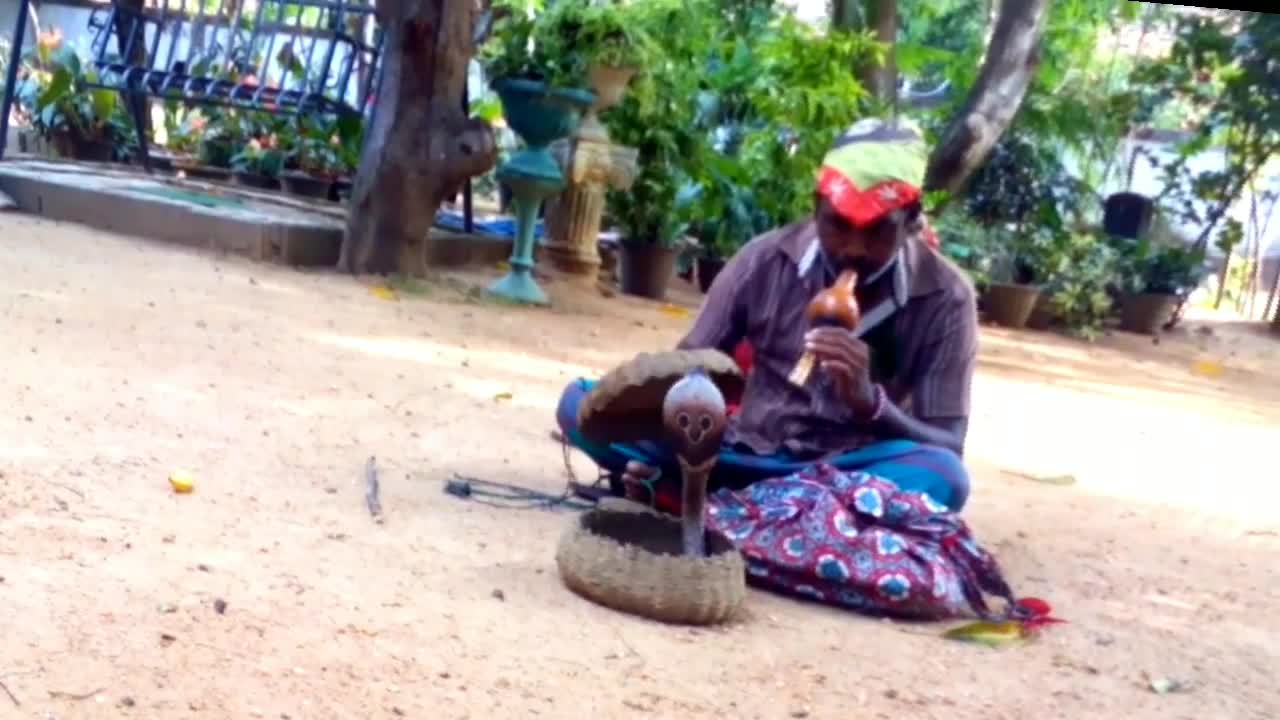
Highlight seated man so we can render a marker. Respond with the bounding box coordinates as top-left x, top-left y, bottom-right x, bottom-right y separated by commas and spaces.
556, 119, 978, 511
